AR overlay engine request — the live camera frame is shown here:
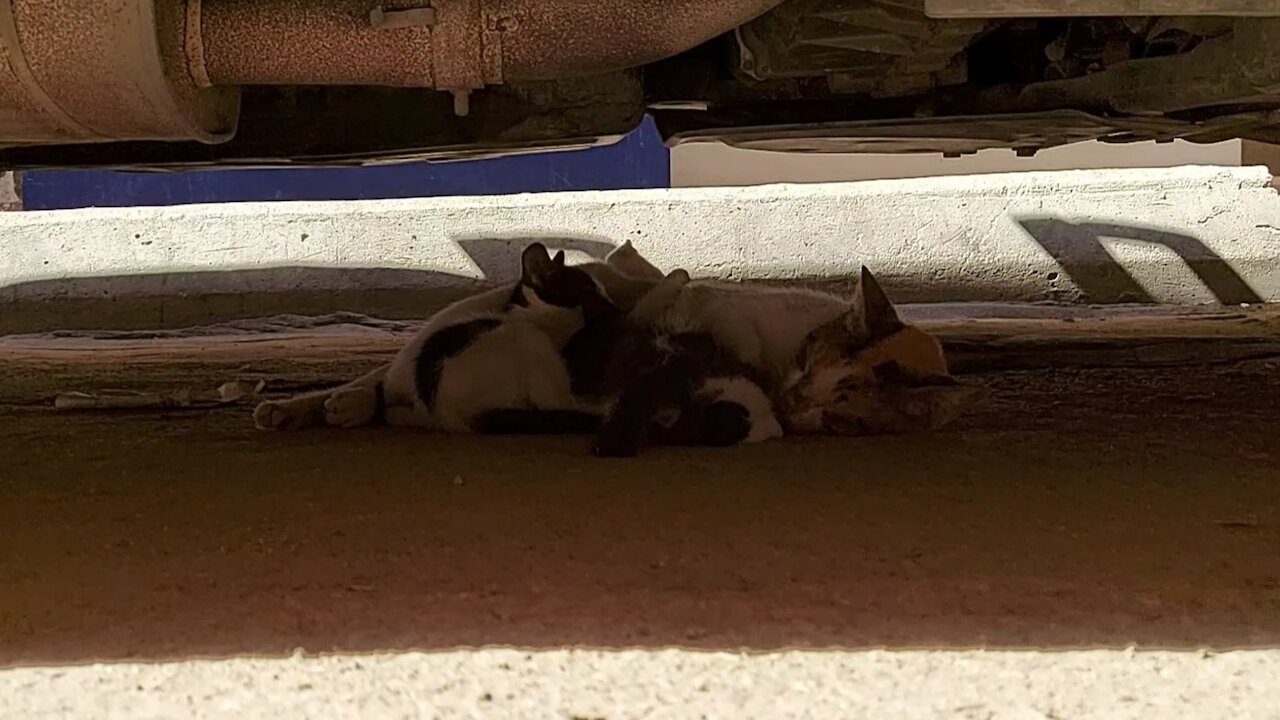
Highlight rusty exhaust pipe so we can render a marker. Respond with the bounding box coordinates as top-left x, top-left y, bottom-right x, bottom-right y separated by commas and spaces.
0, 0, 780, 144
191, 0, 782, 94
